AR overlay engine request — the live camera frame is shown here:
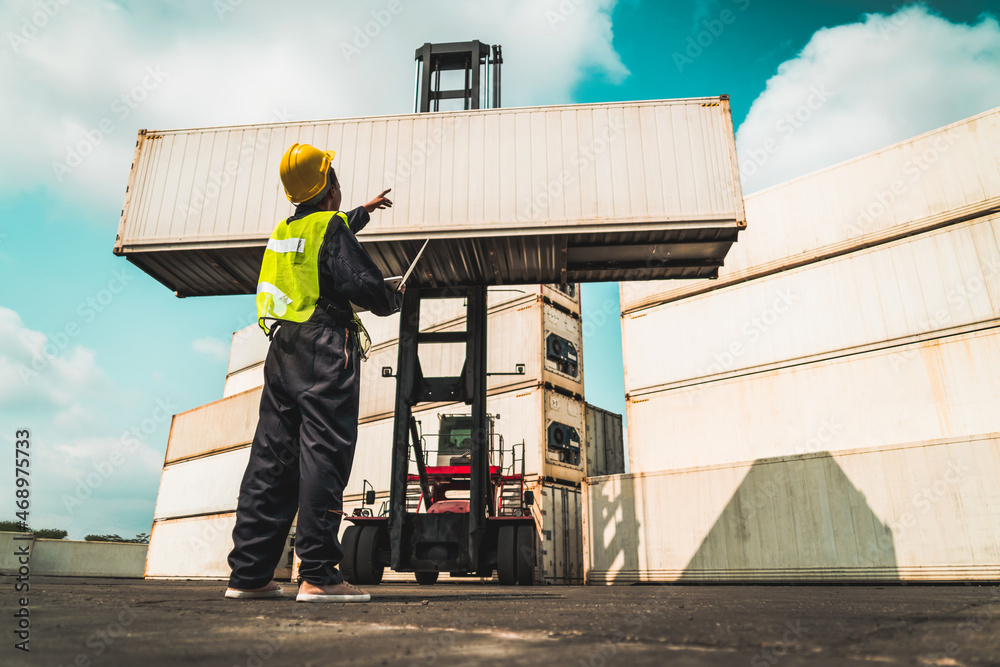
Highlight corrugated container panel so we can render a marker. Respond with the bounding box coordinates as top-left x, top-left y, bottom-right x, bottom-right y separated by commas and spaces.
223, 364, 264, 398
623, 213, 1000, 393
153, 448, 250, 520
145, 514, 236, 579
583, 434, 1000, 583
619, 105, 1000, 313
164, 387, 260, 464
531, 482, 584, 584
224, 284, 580, 378
627, 326, 1000, 472
584, 404, 625, 477
145, 514, 295, 580
115, 98, 745, 296
358, 297, 584, 422
349, 385, 589, 495
226, 325, 270, 376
